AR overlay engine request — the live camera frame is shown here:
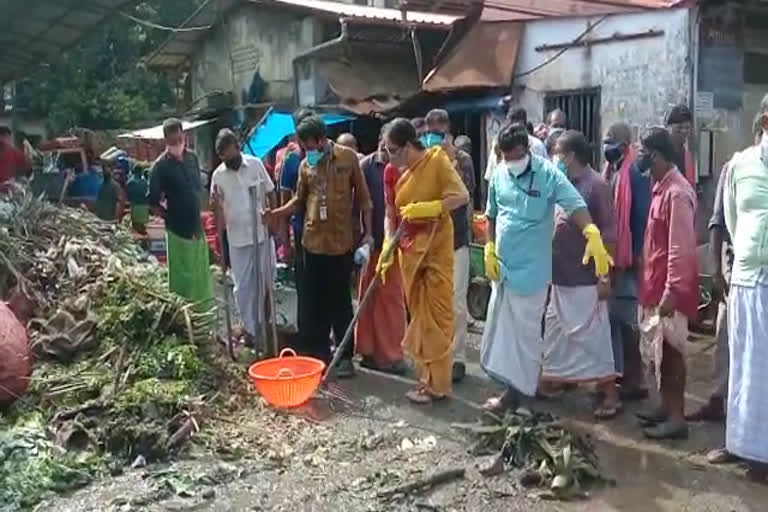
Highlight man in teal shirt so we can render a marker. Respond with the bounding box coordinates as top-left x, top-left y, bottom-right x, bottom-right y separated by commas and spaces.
481, 123, 612, 411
